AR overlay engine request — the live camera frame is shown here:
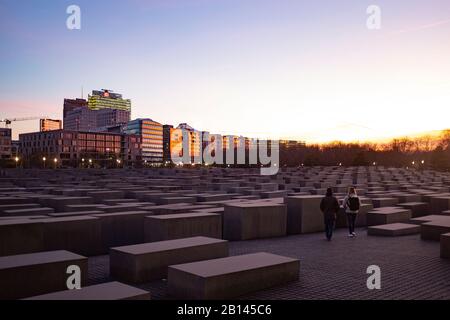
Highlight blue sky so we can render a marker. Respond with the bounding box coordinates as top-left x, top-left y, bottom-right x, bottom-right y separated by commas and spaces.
1, 0, 450, 141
